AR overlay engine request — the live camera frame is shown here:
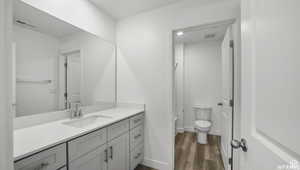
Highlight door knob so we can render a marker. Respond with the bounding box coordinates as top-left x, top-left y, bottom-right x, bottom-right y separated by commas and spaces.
231, 138, 248, 152
217, 102, 223, 106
